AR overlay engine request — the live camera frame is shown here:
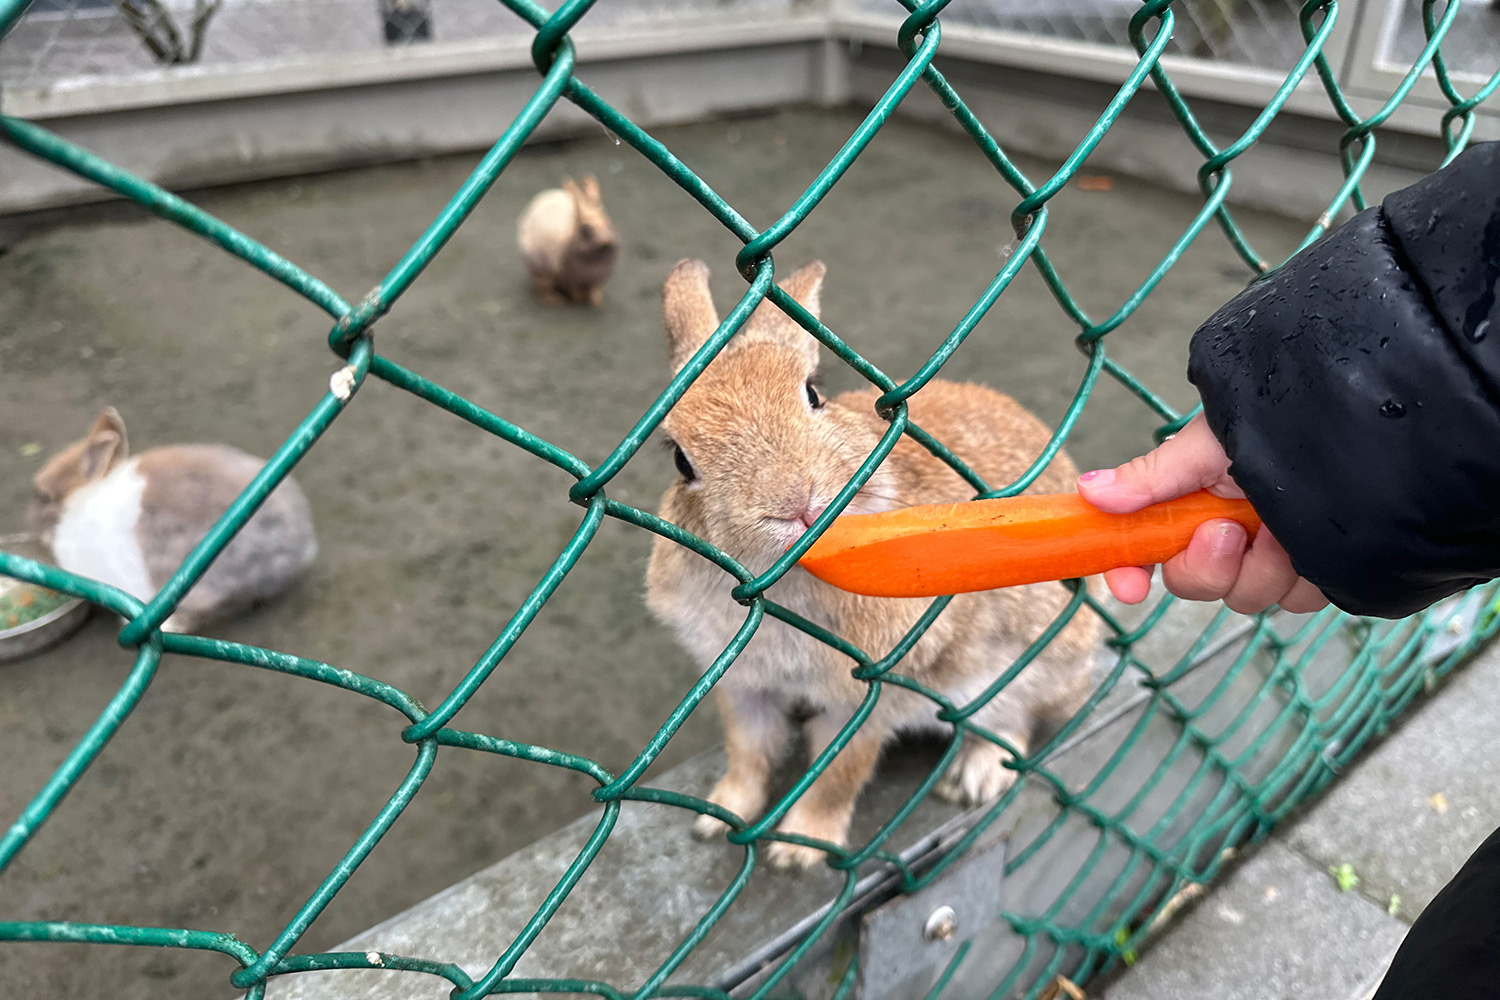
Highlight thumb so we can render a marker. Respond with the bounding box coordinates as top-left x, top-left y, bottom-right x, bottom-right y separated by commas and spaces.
1077, 415, 1236, 514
